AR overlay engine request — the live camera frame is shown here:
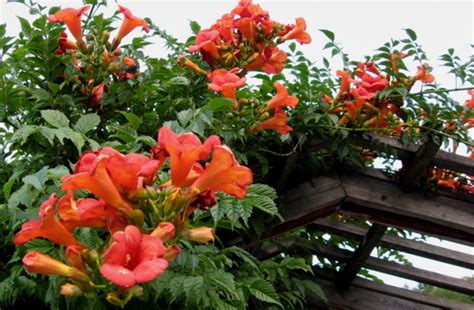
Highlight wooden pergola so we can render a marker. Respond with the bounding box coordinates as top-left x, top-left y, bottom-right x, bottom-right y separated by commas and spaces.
255, 135, 474, 309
